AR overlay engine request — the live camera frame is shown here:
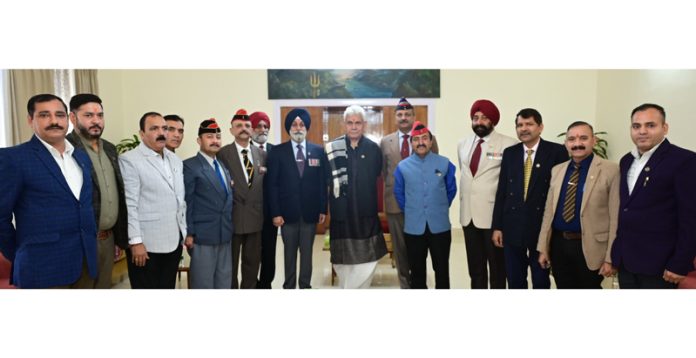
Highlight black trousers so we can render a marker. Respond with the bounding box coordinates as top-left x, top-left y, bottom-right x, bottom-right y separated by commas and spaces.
127, 244, 183, 289
618, 265, 677, 289
463, 224, 506, 289
404, 225, 451, 289
550, 231, 603, 289
257, 218, 279, 289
